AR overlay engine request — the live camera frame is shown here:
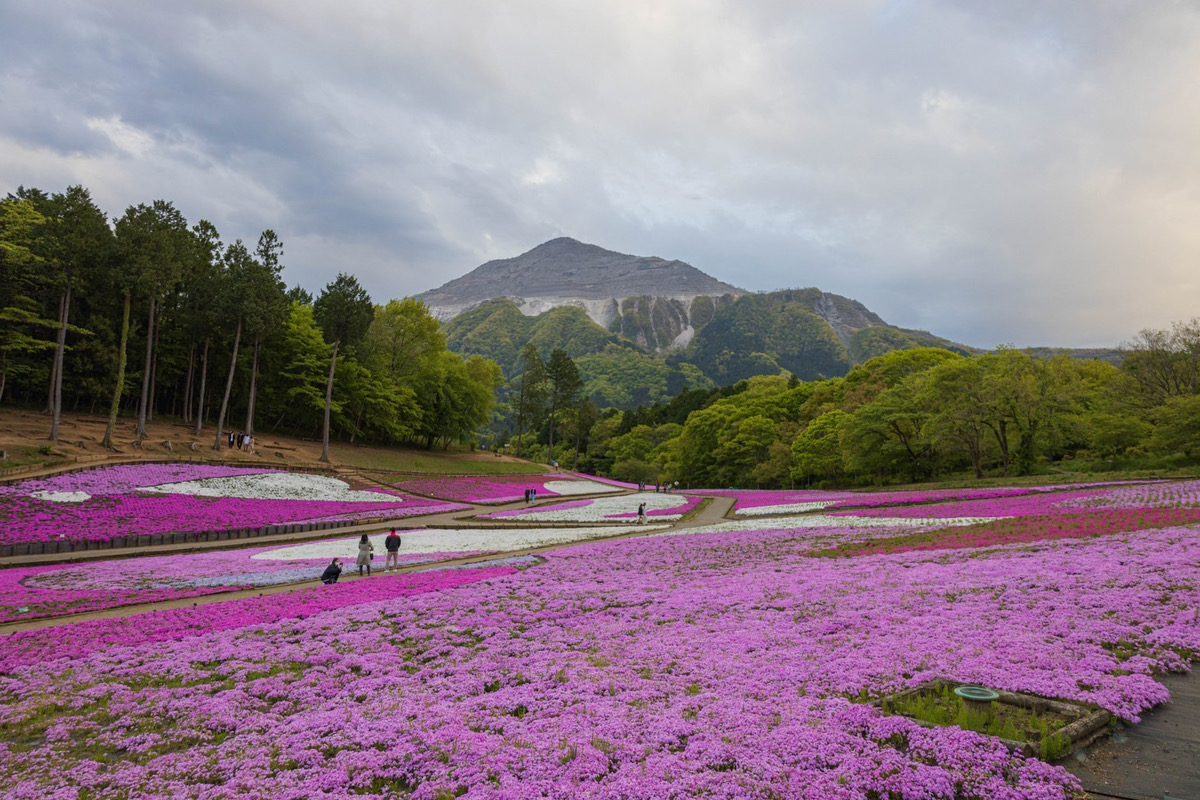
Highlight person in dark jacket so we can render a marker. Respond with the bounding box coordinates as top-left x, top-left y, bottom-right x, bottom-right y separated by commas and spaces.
320, 558, 342, 584
384, 529, 402, 571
